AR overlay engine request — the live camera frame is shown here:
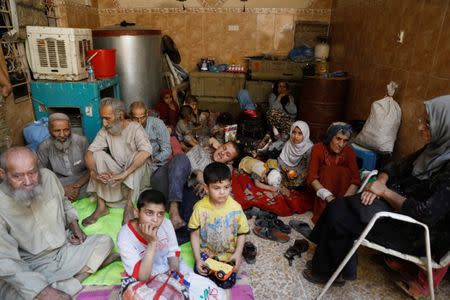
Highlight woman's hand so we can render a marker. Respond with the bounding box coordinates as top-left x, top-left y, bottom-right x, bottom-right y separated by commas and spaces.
276, 93, 287, 101
361, 180, 387, 205
325, 195, 335, 203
